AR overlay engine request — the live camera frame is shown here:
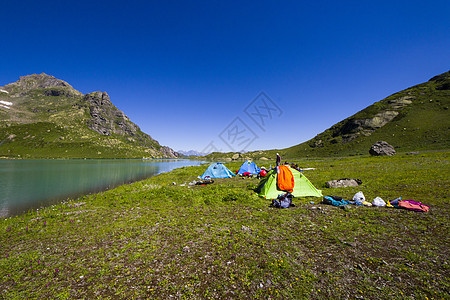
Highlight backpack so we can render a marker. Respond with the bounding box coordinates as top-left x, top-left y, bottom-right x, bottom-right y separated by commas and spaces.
271, 193, 295, 208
